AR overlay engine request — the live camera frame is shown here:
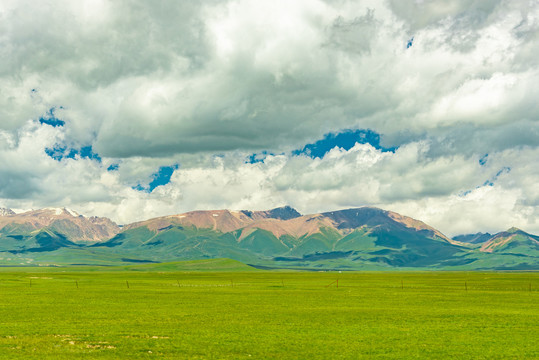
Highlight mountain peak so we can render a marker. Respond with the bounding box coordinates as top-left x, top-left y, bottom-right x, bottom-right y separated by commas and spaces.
480, 227, 539, 254
0, 208, 15, 216
240, 206, 302, 221
0, 207, 119, 243
42, 207, 80, 217
266, 206, 302, 220
452, 232, 492, 244
506, 227, 522, 234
